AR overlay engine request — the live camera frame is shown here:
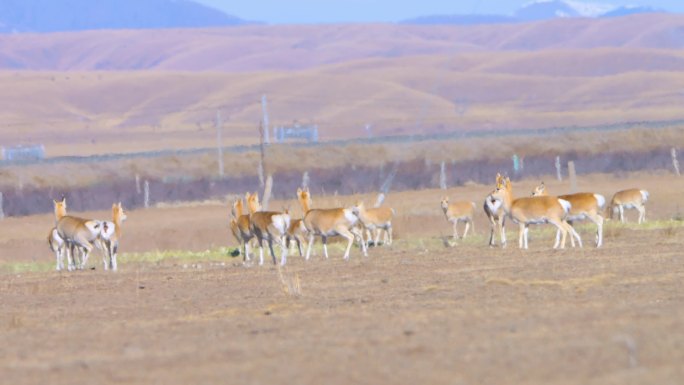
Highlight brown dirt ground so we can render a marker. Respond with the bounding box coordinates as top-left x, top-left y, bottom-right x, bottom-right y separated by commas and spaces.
1, 172, 683, 384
